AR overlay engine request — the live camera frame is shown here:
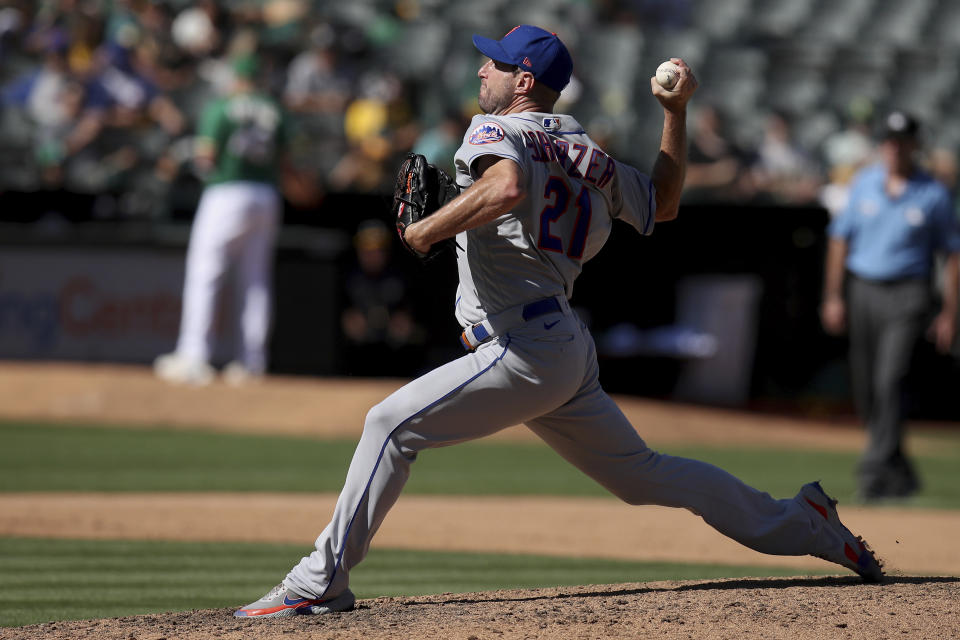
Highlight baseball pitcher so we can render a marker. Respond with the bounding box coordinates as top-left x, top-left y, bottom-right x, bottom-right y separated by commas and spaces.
235, 25, 882, 618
